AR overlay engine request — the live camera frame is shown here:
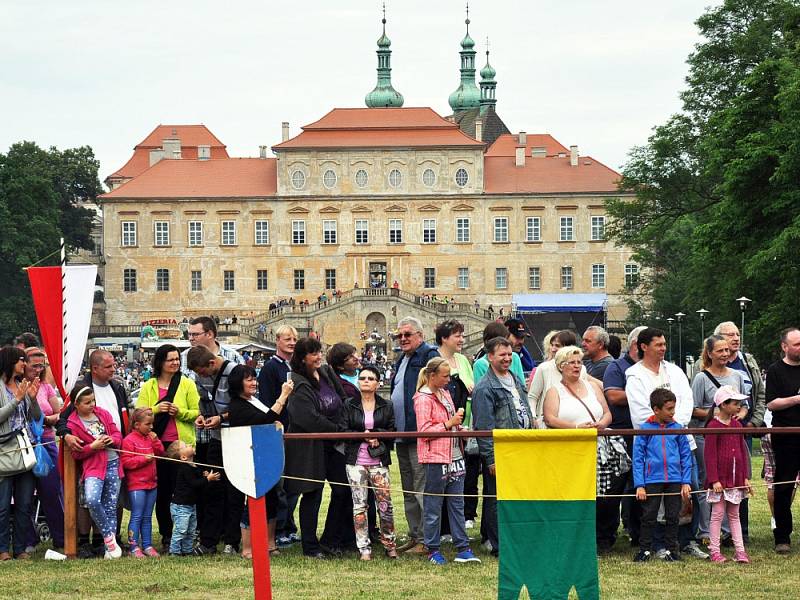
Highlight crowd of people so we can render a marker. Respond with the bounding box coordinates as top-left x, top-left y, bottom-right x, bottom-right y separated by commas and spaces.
1, 319, 799, 569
